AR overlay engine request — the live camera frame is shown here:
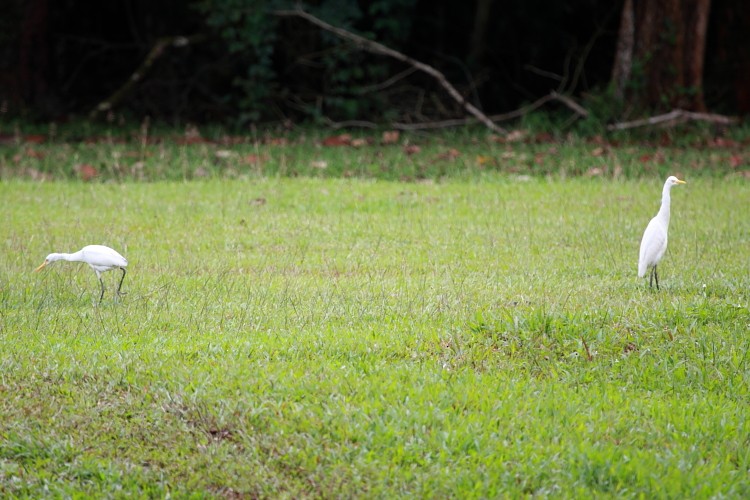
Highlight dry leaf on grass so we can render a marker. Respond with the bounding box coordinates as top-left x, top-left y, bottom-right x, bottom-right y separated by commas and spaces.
74, 164, 98, 181
403, 144, 421, 155
434, 148, 460, 161
382, 130, 400, 145
243, 154, 268, 165
322, 134, 352, 146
